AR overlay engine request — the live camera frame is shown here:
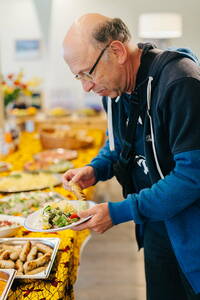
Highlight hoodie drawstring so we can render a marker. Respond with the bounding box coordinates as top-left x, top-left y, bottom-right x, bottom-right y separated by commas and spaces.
107, 96, 120, 151
108, 97, 115, 151
147, 76, 164, 179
